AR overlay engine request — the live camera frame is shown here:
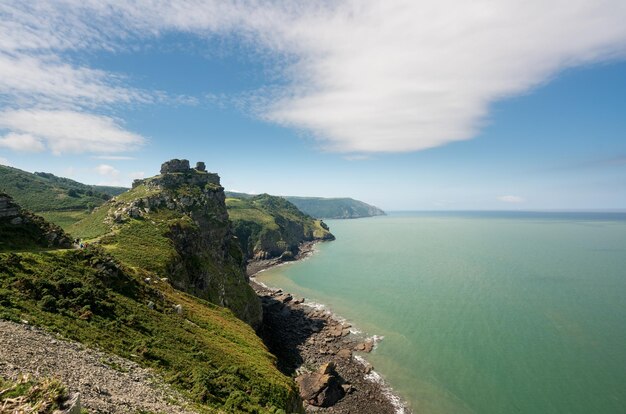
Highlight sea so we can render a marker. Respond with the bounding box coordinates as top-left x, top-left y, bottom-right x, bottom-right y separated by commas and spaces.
256, 211, 626, 414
